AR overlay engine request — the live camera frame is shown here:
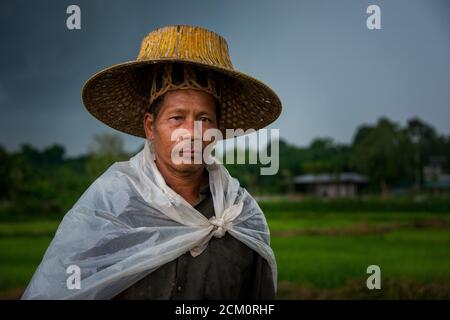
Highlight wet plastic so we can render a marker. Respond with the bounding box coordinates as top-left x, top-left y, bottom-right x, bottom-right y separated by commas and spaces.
21, 139, 277, 299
